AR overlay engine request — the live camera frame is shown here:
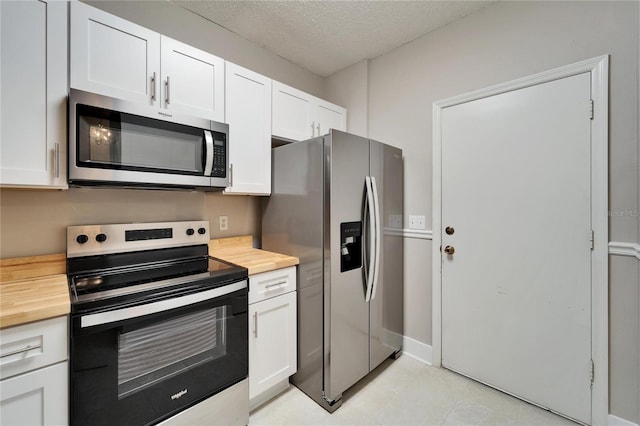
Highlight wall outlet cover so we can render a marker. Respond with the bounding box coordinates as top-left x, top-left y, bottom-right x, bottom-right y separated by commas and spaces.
219, 215, 228, 231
